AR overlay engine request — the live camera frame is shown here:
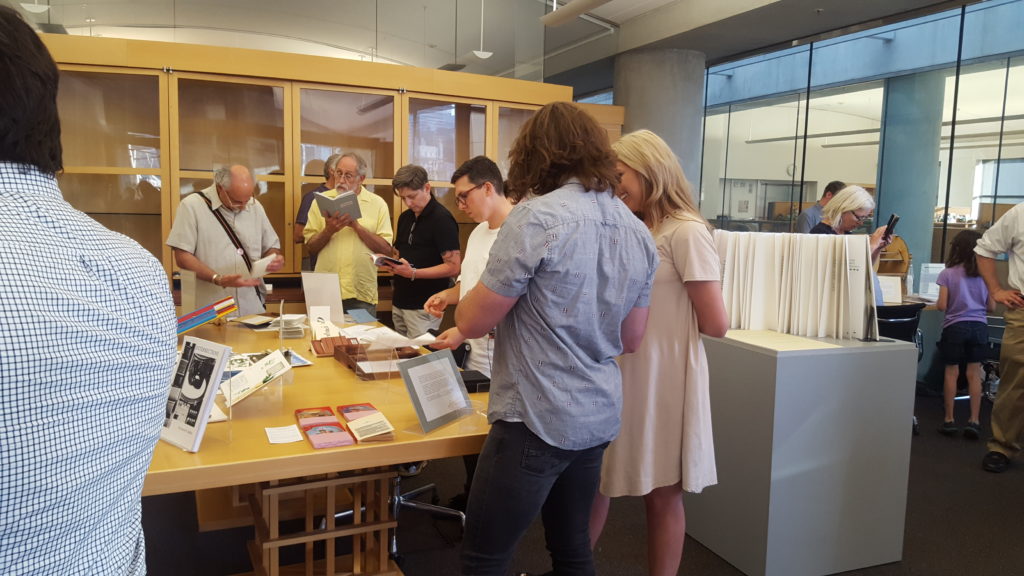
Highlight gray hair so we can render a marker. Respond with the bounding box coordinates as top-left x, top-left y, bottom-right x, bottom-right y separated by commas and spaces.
323, 153, 343, 180
213, 166, 233, 189
213, 165, 252, 189
340, 151, 369, 178
823, 185, 875, 224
